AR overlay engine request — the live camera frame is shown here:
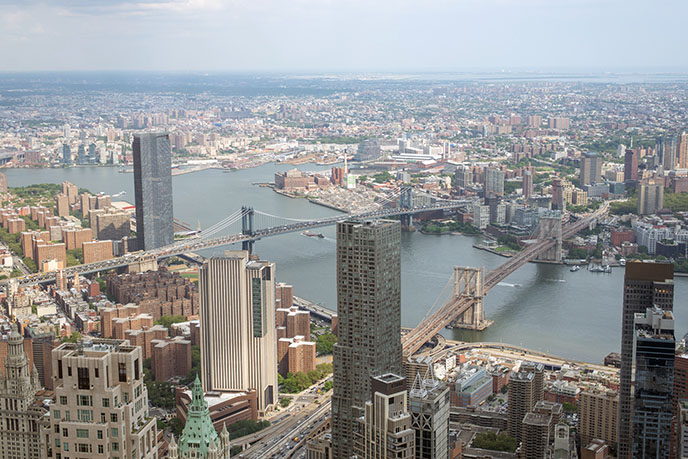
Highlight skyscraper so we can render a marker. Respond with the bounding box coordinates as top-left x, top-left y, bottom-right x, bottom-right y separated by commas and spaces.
618, 261, 674, 459
624, 149, 638, 182
637, 182, 664, 215
551, 178, 566, 211
522, 169, 533, 200
485, 167, 505, 196
579, 152, 602, 186
678, 131, 688, 169
657, 135, 677, 171
133, 133, 173, 250
331, 220, 403, 459
632, 307, 675, 458
507, 361, 544, 443
62, 144, 71, 165
352, 374, 415, 458
408, 372, 450, 459
199, 252, 278, 414
49, 338, 159, 459
0, 324, 46, 459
